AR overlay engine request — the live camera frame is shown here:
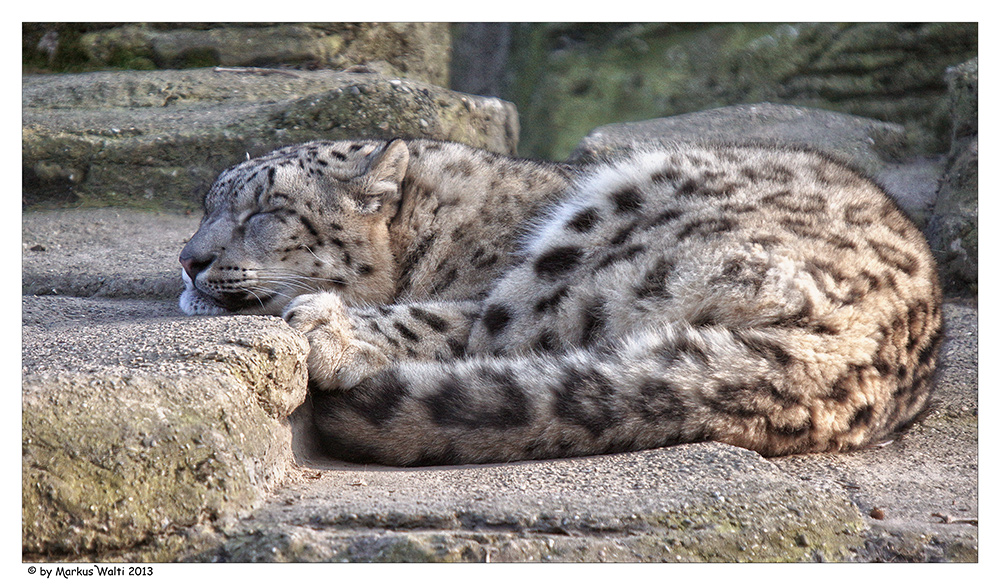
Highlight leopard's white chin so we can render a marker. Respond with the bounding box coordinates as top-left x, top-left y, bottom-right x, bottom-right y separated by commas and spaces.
179, 271, 229, 316
178, 270, 292, 316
